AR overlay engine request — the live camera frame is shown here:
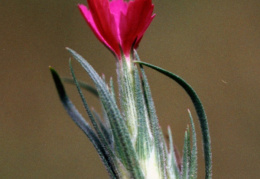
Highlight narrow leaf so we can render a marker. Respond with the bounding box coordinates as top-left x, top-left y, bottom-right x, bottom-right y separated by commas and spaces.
134, 61, 212, 179
109, 77, 116, 103
135, 52, 167, 178
188, 109, 198, 179
134, 65, 152, 159
62, 77, 98, 97
182, 129, 190, 179
92, 109, 113, 145
69, 61, 120, 177
66, 48, 144, 179
168, 127, 181, 179
49, 67, 117, 178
